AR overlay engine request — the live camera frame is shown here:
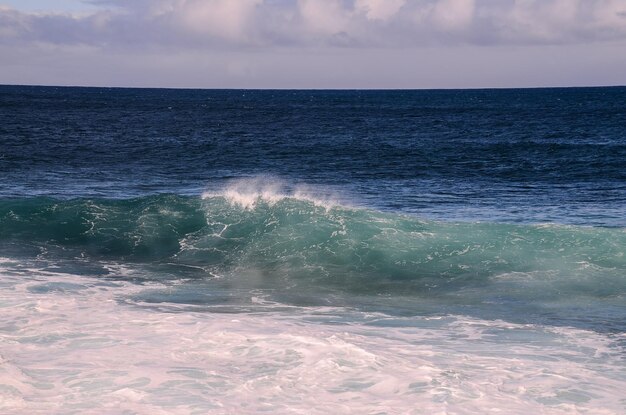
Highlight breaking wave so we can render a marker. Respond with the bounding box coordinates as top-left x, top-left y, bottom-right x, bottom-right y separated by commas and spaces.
1, 184, 624, 301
